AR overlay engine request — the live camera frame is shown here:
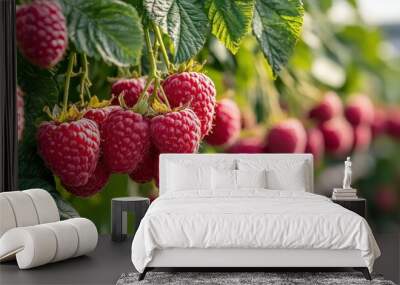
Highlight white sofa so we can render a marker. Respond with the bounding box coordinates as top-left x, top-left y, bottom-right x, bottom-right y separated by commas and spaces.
0, 189, 98, 269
